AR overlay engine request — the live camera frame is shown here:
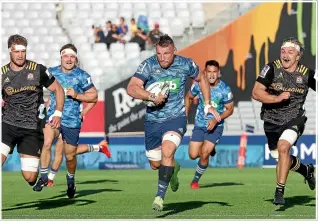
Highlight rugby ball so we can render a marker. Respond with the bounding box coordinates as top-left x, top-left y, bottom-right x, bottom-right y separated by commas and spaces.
144, 82, 170, 107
